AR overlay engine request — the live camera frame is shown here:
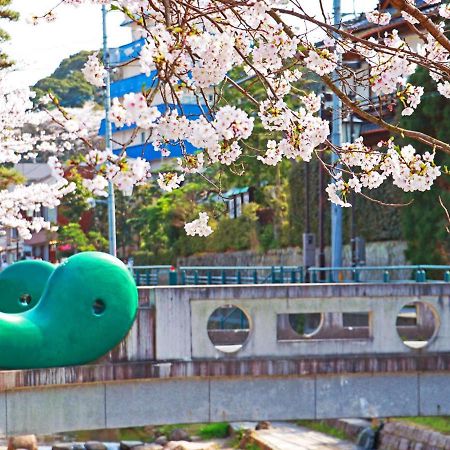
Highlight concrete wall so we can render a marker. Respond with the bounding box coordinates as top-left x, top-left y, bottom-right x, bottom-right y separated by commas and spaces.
154, 283, 450, 360
3, 372, 450, 435
177, 240, 408, 268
